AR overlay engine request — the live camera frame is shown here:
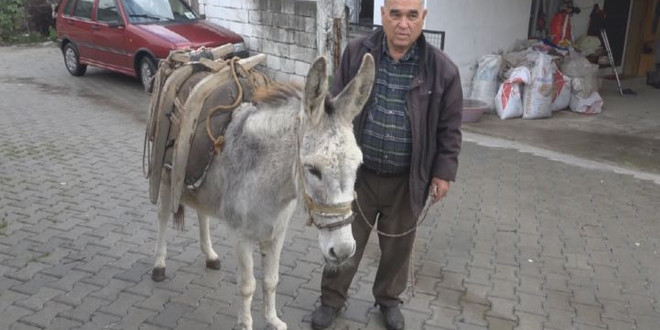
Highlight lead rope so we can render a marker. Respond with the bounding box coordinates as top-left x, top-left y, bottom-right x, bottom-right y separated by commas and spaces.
354, 191, 436, 297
